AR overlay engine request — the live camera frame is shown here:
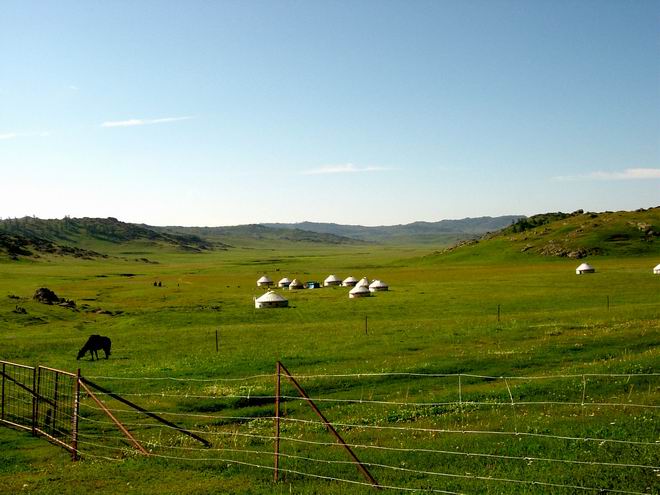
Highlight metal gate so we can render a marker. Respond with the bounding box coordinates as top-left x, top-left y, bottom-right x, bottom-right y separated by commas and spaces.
1, 361, 80, 458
